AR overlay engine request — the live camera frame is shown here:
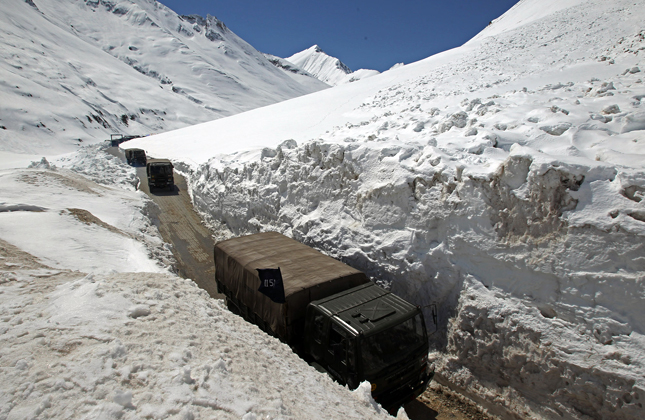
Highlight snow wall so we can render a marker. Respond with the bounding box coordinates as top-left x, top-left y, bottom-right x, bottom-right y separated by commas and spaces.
190, 133, 644, 418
